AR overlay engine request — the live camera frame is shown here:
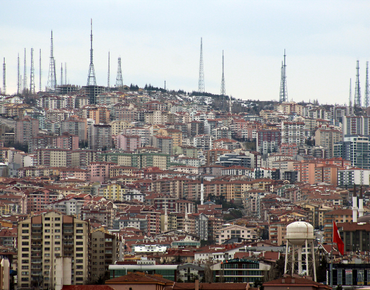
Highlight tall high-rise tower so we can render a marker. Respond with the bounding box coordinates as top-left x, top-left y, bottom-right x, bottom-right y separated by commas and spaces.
355, 60, 361, 107
86, 19, 97, 86
2, 58, 6, 95
365, 61, 369, 108
116, 57, 123, 88
220, 50, 226, 95
107, 51, 110, 88
279, 49, 288, 103
47, 31, 57, 91
17, 54, 20, 94
198, 37, 205, 93
23, 48, 27, 94
30, 48, 35, 94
